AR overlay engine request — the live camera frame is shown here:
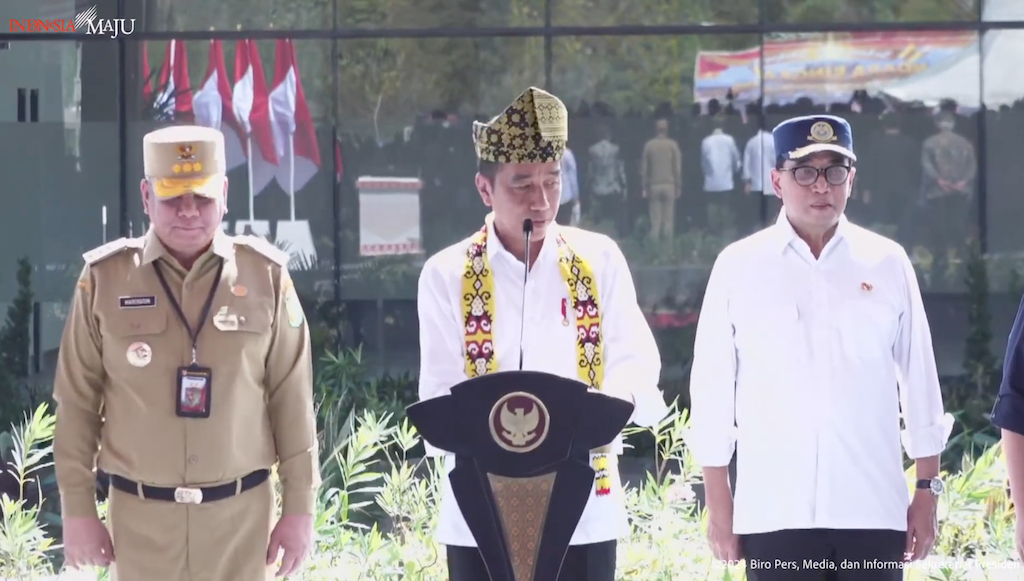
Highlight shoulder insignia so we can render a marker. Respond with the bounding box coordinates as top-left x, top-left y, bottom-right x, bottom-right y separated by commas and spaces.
282, 276, 305, 328
81, 237, 143, 266
235, 235, 290, 267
